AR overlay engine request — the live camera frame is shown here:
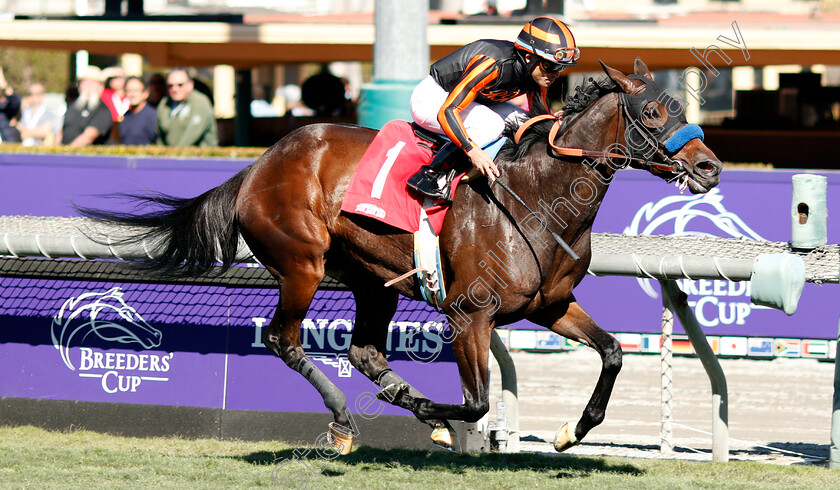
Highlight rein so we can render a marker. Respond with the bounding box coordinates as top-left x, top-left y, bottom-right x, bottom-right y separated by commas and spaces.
513, 95, 694, 181
493, 85, 700, 262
